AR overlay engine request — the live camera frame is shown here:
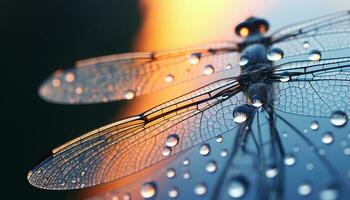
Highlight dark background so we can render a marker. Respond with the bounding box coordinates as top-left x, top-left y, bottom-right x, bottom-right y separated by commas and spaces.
2, 1, 140, 199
